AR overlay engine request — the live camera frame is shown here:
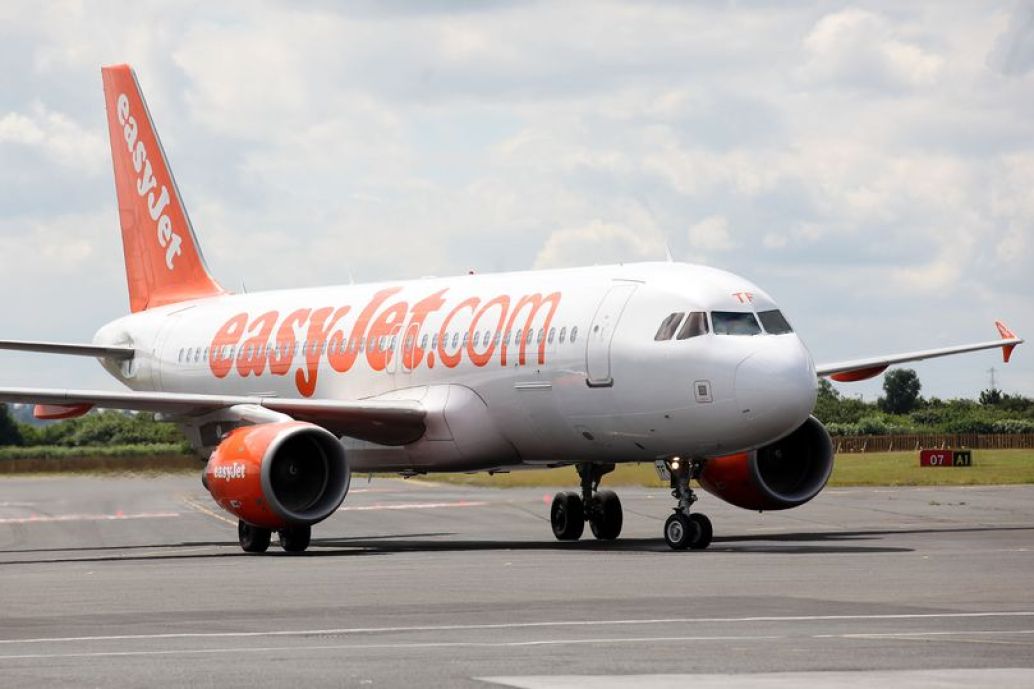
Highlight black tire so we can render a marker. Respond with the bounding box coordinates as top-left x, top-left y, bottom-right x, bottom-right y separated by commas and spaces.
278, 525, 312, 553
663, 512, 699, 550
550, 491, 584, 541
589, 490, 623, 540
689, 513, 713, 550
238, 520, 271, 553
